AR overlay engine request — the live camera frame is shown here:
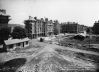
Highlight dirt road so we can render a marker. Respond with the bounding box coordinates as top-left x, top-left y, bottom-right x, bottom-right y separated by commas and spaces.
0, 39, 98, 72
16, 40, 97, 72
